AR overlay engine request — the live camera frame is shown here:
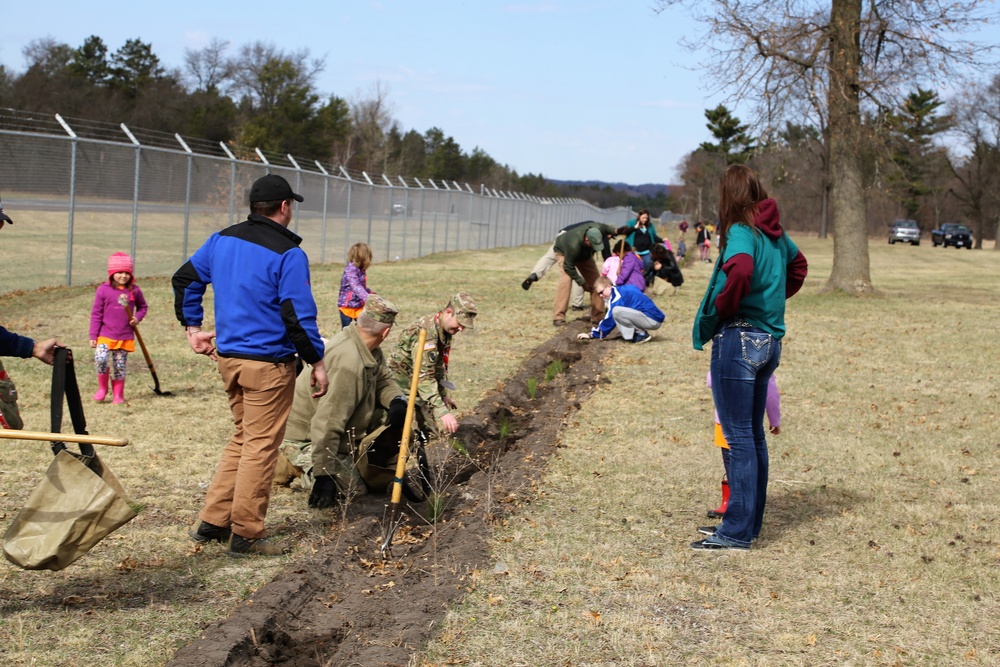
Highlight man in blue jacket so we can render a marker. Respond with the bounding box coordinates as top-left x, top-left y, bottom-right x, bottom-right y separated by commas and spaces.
173, 174, 329, 558
581, 276, 665, 343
